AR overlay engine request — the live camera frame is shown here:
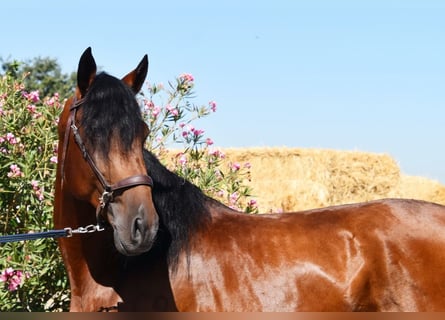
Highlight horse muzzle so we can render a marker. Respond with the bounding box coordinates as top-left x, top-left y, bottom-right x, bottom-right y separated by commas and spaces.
108, 199, 159, 256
